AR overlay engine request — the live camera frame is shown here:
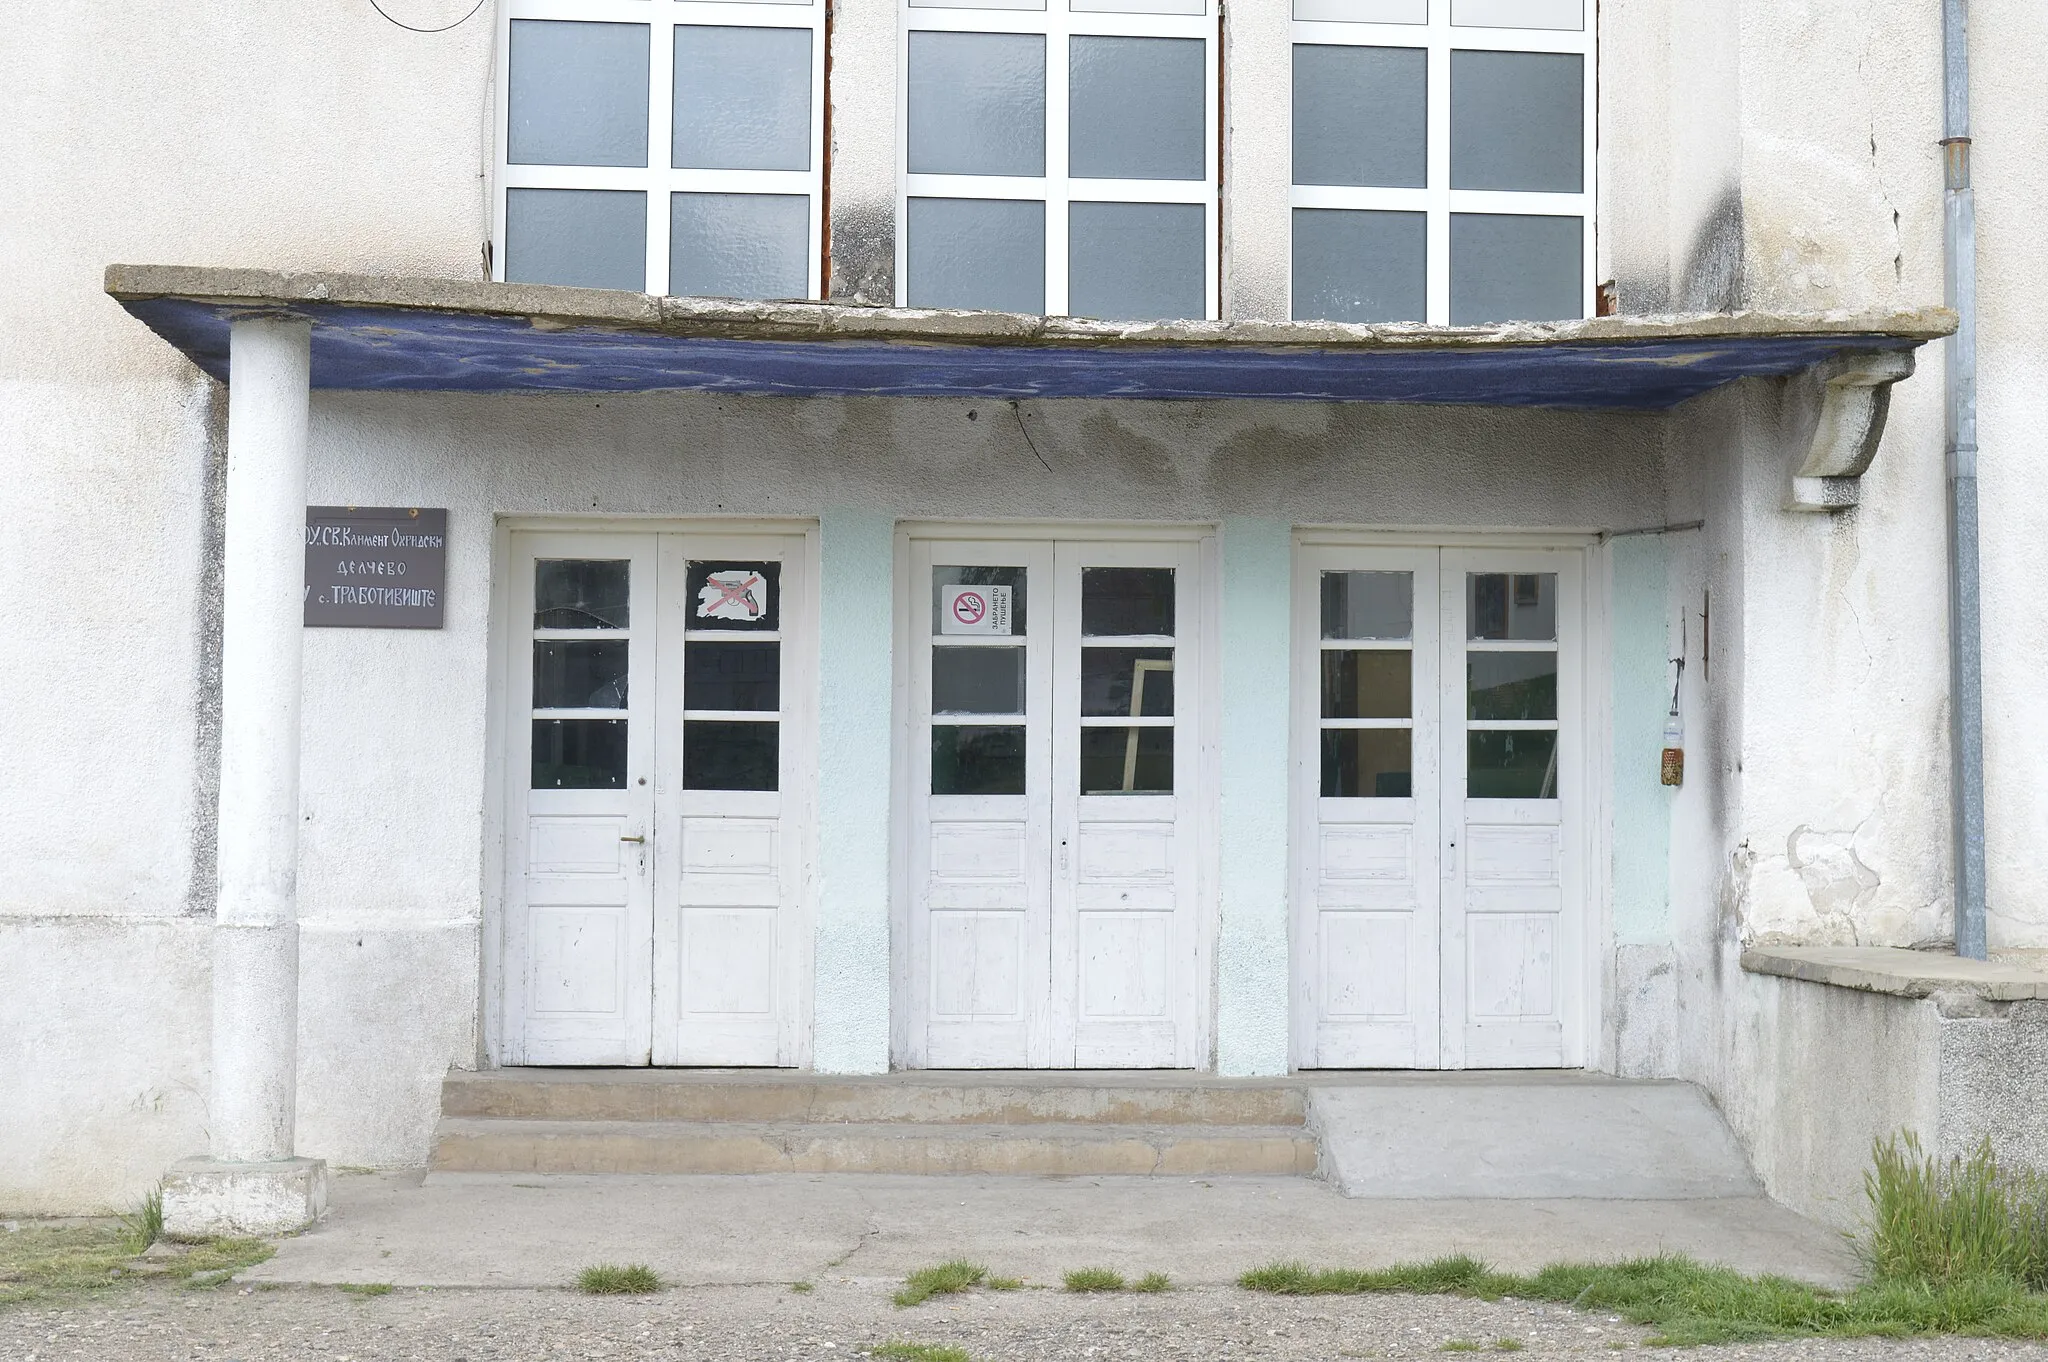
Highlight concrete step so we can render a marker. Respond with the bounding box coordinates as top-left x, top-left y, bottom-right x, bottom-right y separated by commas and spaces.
440, 1068, 1308, 1127
430, 1117, 1319, 1176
